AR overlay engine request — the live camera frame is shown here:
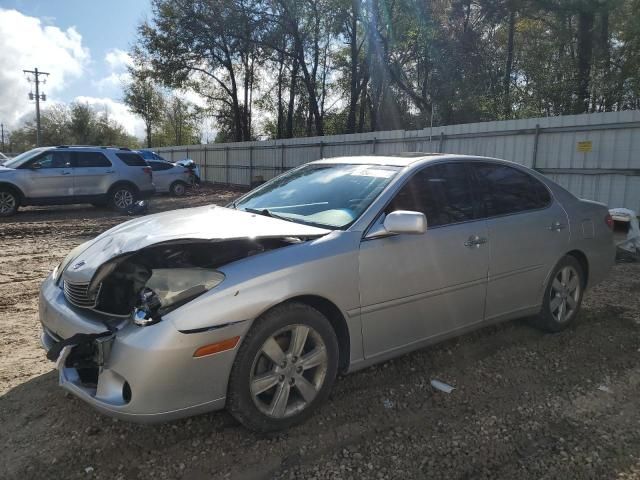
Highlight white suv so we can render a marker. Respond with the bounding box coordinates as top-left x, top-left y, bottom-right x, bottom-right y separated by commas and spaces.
0, 146, 155, 216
